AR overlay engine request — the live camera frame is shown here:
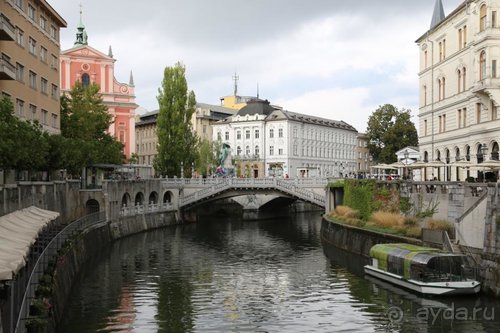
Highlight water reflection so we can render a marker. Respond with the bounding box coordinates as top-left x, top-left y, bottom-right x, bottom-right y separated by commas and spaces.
58, 212, 500, 333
